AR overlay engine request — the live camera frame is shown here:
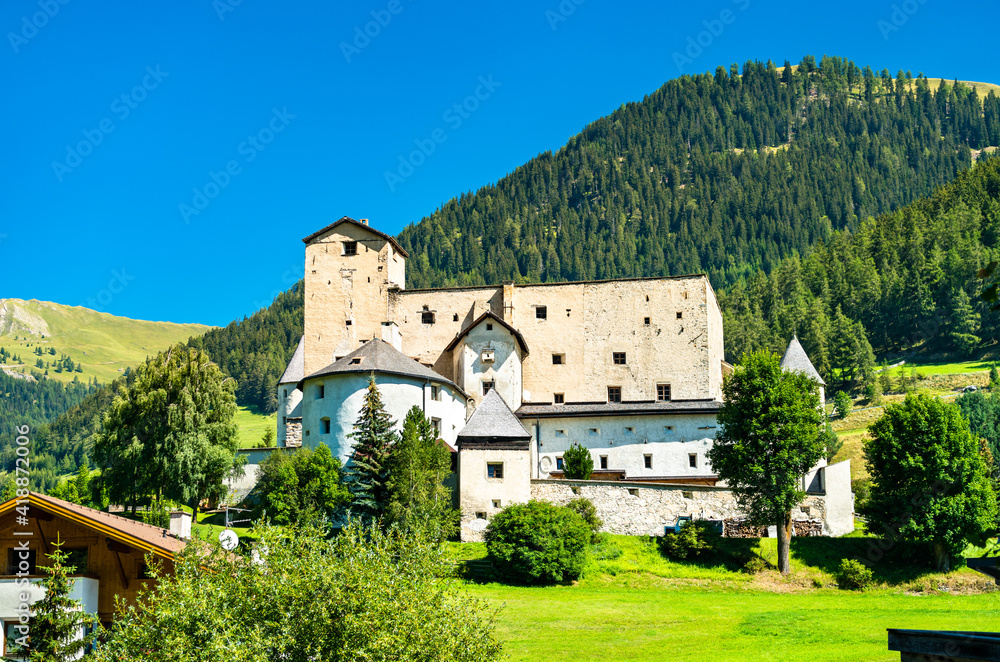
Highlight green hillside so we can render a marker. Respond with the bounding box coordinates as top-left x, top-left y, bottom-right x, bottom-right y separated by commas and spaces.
0, 298, 213, 386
